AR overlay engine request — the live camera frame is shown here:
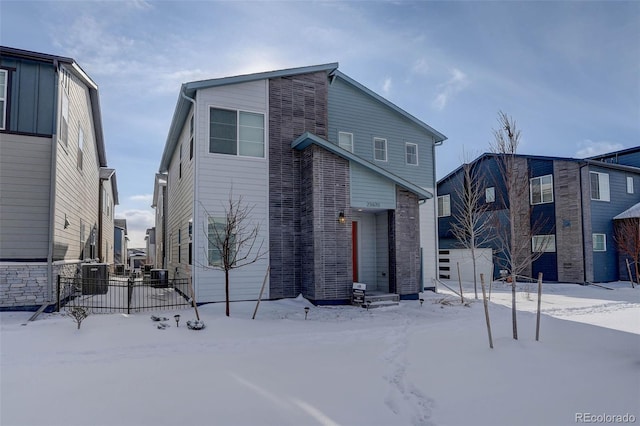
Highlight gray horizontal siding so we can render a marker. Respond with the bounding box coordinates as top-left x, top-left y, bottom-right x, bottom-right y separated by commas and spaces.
0, 133, 52, 259
350, 162, 396, 209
